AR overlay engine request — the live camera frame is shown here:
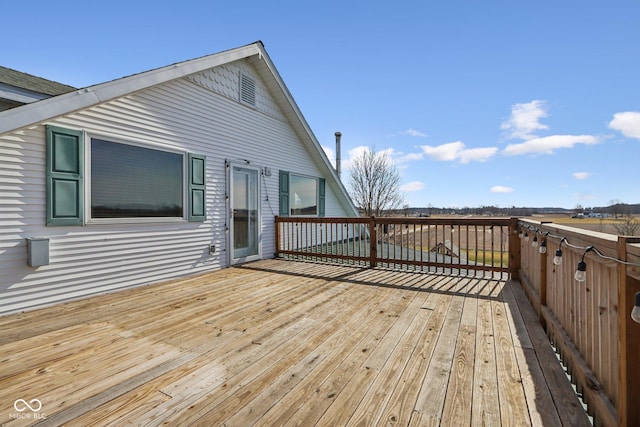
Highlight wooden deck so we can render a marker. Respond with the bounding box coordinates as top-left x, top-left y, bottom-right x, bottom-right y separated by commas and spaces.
0, 259, 590, 426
